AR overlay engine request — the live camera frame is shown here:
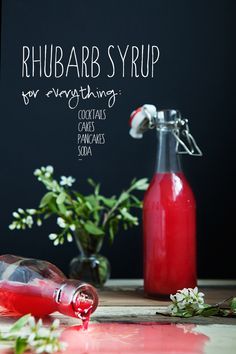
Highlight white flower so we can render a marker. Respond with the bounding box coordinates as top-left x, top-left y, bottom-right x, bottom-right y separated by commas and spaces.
48, 233, 57, 240
193, 286, 204, 300
34, 166, 53, 179
60, 176, 75, 187
13, 211, 20, 218
168, 304, 178, 314
181, 288, 189, 297
37, 318, 43, 328
34, 168, 42, 176
28, 316, 36, 328
57, 217, 67, 228
27, 209, 37, 215
51, 319, 60, 330
46, 165, 54, 174
25, 215, 33, 228
18, 208, 24, 214
9, 223, 16, 230
53, 239, 59, 246
28, 332, 36, 345
169, 287, 206, 315
37, 327, 51, 337
45, 344, 54, 353
176, 292, 185, 302
37, 219, 42, 226
69, 224, 76, 231
67, 233, 73, 242
66, 210, 73, 217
